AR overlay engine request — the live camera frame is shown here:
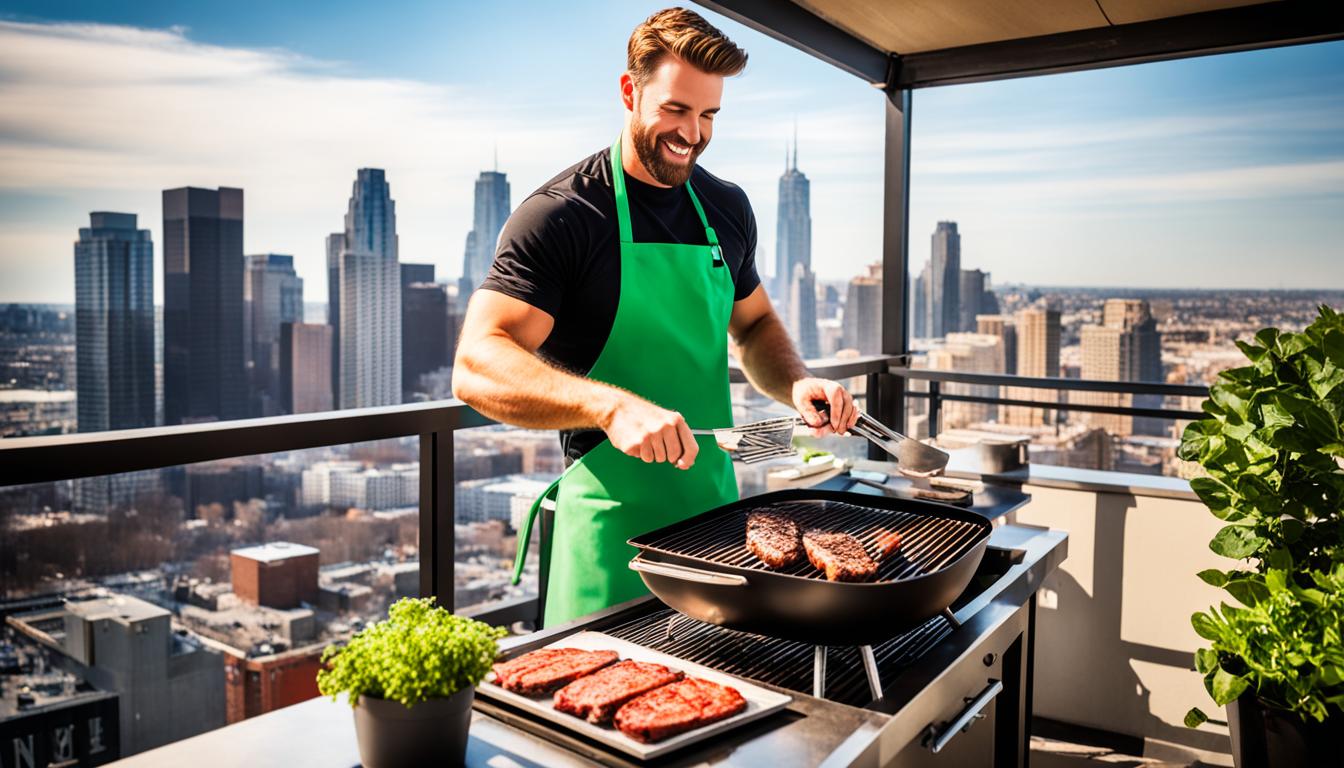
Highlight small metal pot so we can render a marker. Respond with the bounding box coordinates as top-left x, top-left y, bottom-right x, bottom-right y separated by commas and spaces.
353, 687, 474, 768
976, 438, 1028, 474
